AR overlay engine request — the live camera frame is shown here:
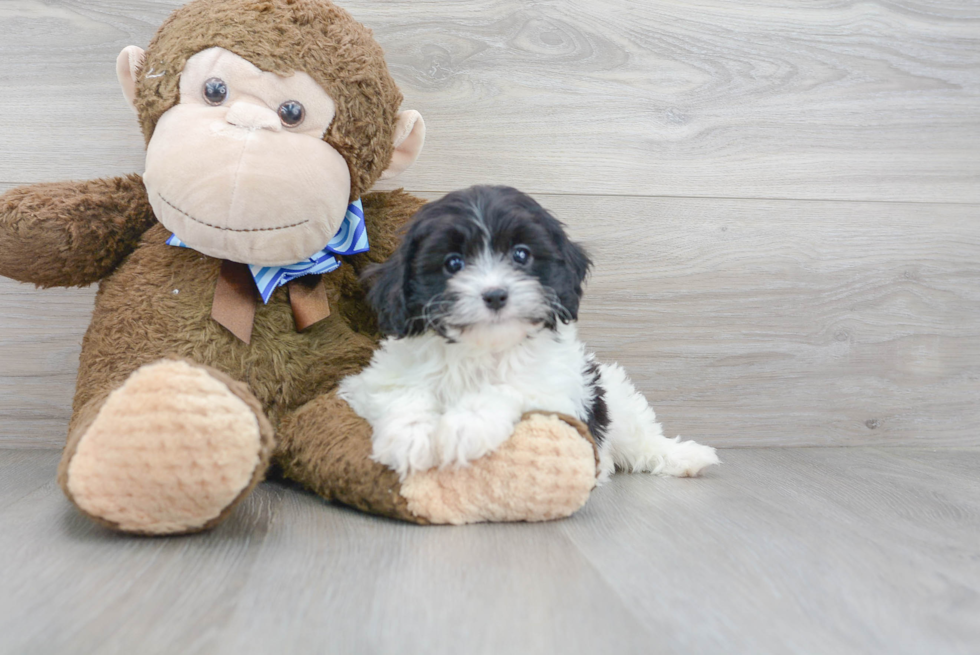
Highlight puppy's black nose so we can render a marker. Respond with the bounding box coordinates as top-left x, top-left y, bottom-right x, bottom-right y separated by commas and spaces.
482, 288, 508, 310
